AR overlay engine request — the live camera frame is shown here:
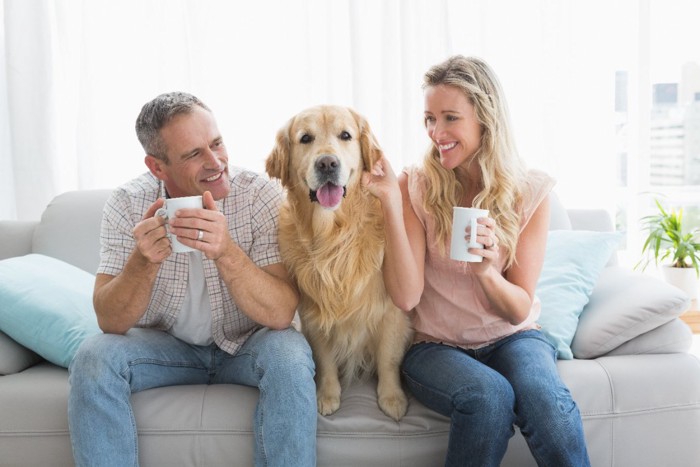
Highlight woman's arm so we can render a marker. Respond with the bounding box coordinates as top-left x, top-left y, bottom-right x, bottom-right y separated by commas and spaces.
213, 253, 299, 330
363, 157, 426, 311
472, 197, 550, 325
